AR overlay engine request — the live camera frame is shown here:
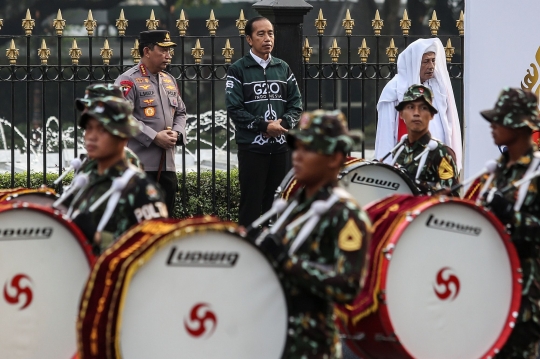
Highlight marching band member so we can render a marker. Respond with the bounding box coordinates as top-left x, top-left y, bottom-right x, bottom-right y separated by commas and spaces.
250, 110, 372, 359
478, 88, 540, 359
390, 84, 460, 195
67, 96, 168, 254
